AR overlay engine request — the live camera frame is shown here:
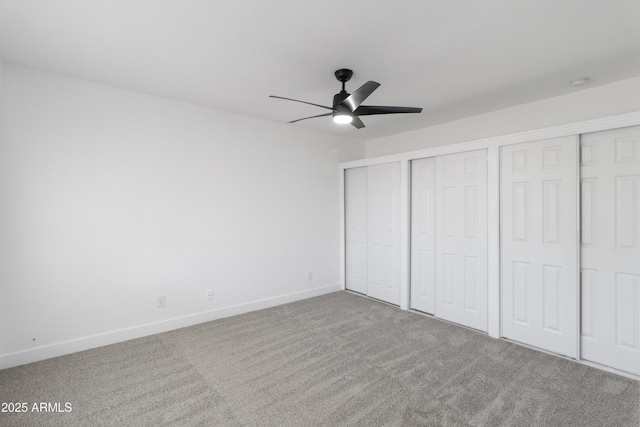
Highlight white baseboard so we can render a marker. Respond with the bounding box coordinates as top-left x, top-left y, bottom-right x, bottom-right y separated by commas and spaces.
0, 284, 341, 370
